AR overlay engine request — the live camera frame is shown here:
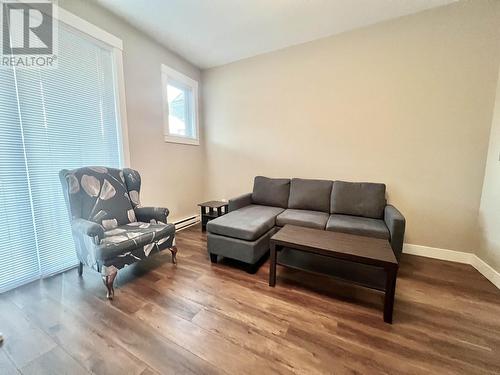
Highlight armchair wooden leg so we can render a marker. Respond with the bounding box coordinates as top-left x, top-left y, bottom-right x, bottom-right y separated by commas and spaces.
102, 269, 117, 300
169, 246, 178, 264
78, 262, 83, 276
